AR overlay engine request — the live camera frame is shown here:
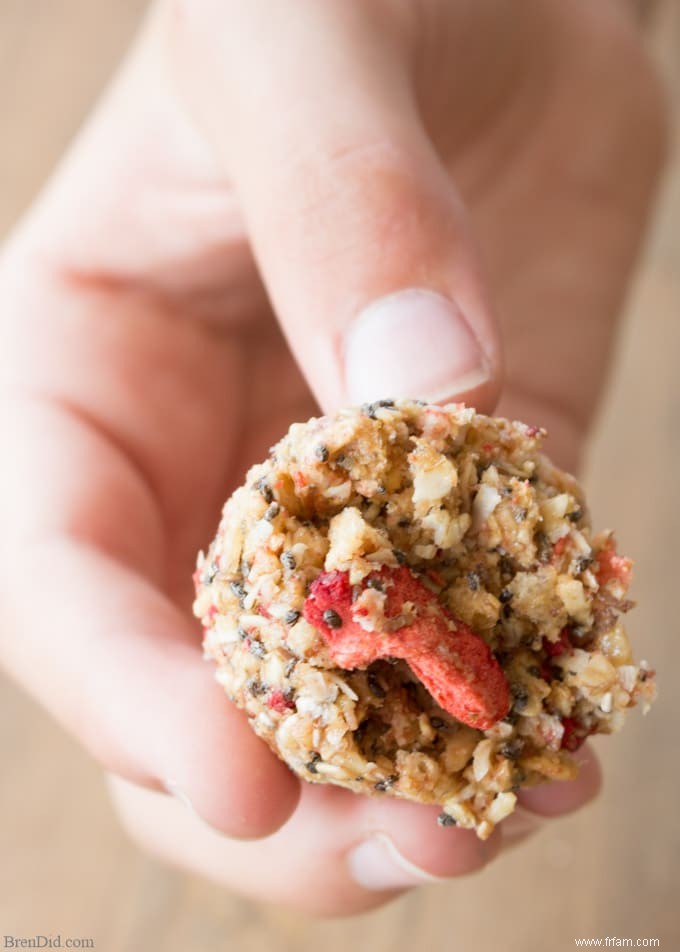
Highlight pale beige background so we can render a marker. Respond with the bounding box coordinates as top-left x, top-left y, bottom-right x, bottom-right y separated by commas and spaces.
0, 3, 678, 950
